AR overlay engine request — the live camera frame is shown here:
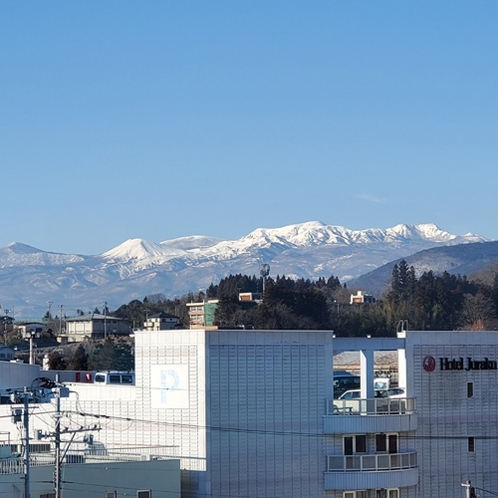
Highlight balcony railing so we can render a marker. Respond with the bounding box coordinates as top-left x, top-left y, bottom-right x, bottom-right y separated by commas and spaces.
327, 451, 417, 472
327, 397, 416, 416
